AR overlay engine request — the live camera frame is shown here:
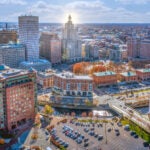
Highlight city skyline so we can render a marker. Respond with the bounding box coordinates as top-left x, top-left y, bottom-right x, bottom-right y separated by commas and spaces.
0, 0, 150, 23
